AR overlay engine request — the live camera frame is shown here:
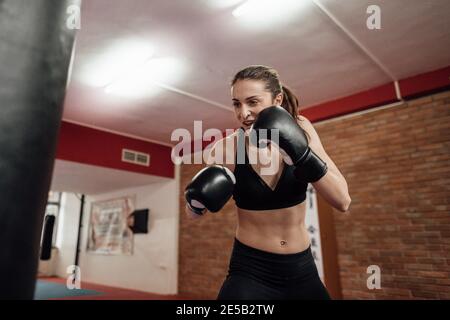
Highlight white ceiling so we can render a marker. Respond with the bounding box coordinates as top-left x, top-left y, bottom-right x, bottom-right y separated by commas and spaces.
63, 0, 450, 145
51, 160, 170, 194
